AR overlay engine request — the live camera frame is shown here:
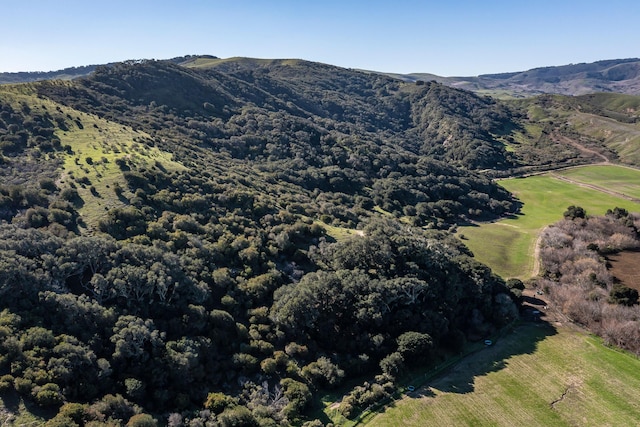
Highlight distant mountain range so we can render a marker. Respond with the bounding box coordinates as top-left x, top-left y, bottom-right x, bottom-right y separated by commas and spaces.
2, 56, 639, 97
381, 58, 640, 97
